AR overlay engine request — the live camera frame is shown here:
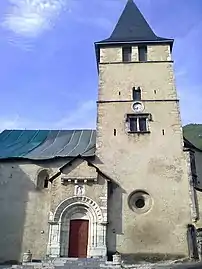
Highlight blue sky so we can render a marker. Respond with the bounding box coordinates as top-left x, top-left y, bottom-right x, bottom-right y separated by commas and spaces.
0, 0, 201, 130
